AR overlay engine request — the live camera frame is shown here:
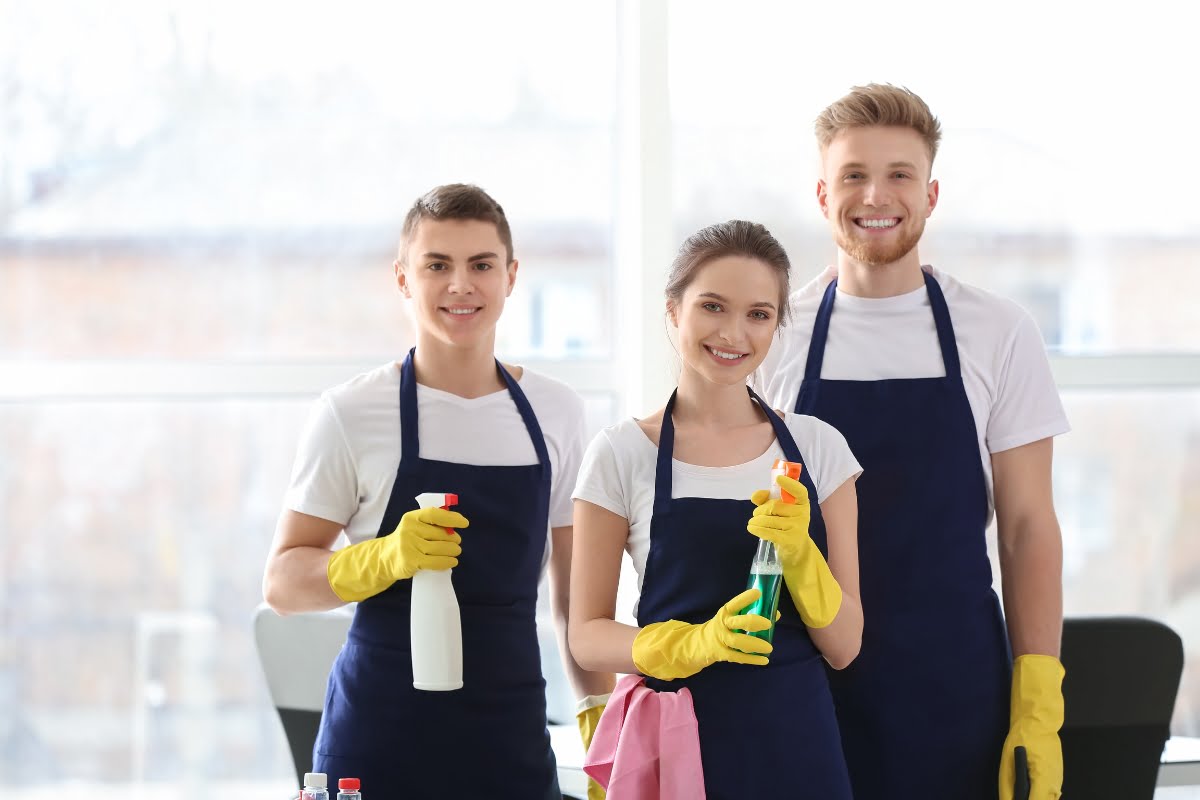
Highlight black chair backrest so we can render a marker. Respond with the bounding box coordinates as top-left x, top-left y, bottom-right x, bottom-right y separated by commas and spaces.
1060, 616, 1183, 800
